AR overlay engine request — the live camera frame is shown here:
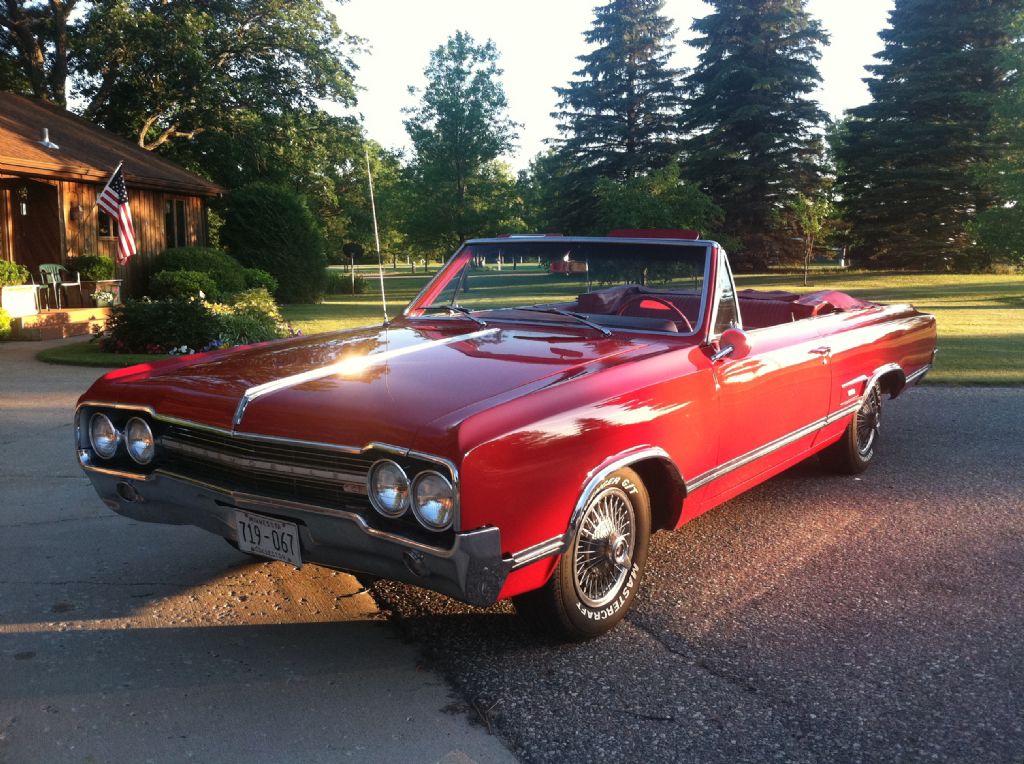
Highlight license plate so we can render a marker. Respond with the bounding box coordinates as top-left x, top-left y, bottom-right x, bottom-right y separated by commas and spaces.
234, 510, 302, 568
